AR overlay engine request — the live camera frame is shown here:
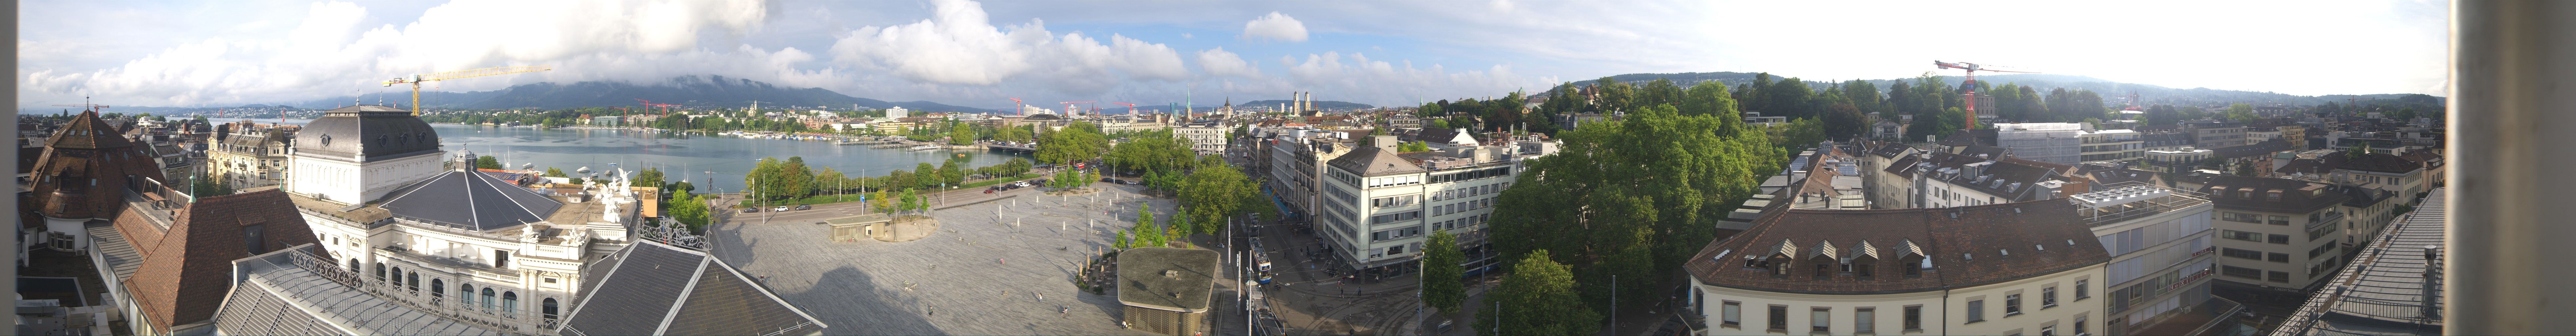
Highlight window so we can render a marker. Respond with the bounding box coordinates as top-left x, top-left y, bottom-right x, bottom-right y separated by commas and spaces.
407, 271, 420, 293
2268, 271, 2291, 283
2074, 315, 2088, 335
2268, 252, 2290, 263
495, 250, 511, 268
2311, 242, 2340, 258
242, 224, 267, 255
48, 232, 74, 250
2041, 324, 2058, 336
1722, 301, 1741, 328
2269, 215, 2291, 225
1903, 305, 1923, 331
2075, 280, 2090, 300
481, 288, 498, 310
2042, 286, 2059, 308
2221, 212, 2262, 222
1856, 260, 1875, 278
1769, 305, 1789, 331
2223, 266, 2264, 279
1855, 307, 1876, 334
375, 263, 387, 280
2268, 234, 2291, 244
544, 298, 561, 320
1967, 300, 1987, 323
1812, 308, 1832, 333
2005, 294, 2023, 316
431, 279, 446, 298
1386, 245, 1405, 256
503, 292, 519, 314
1370, 195, 1419, 208
2222, 230, 2262, 242
2222, 248, 2264, 260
